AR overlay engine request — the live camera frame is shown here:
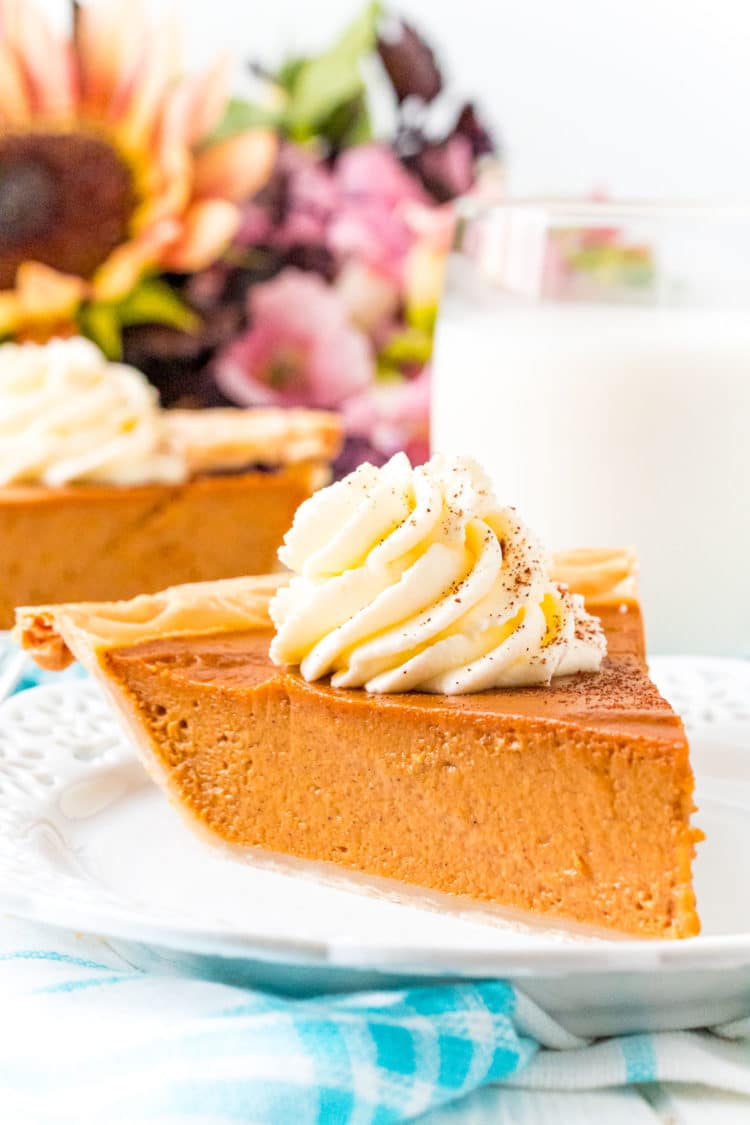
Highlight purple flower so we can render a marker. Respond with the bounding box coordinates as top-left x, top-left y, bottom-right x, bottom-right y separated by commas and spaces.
377, 18, 443, 103
408, 133, 475, 204
236, 144, 338, 251
454, 101, 495, 159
